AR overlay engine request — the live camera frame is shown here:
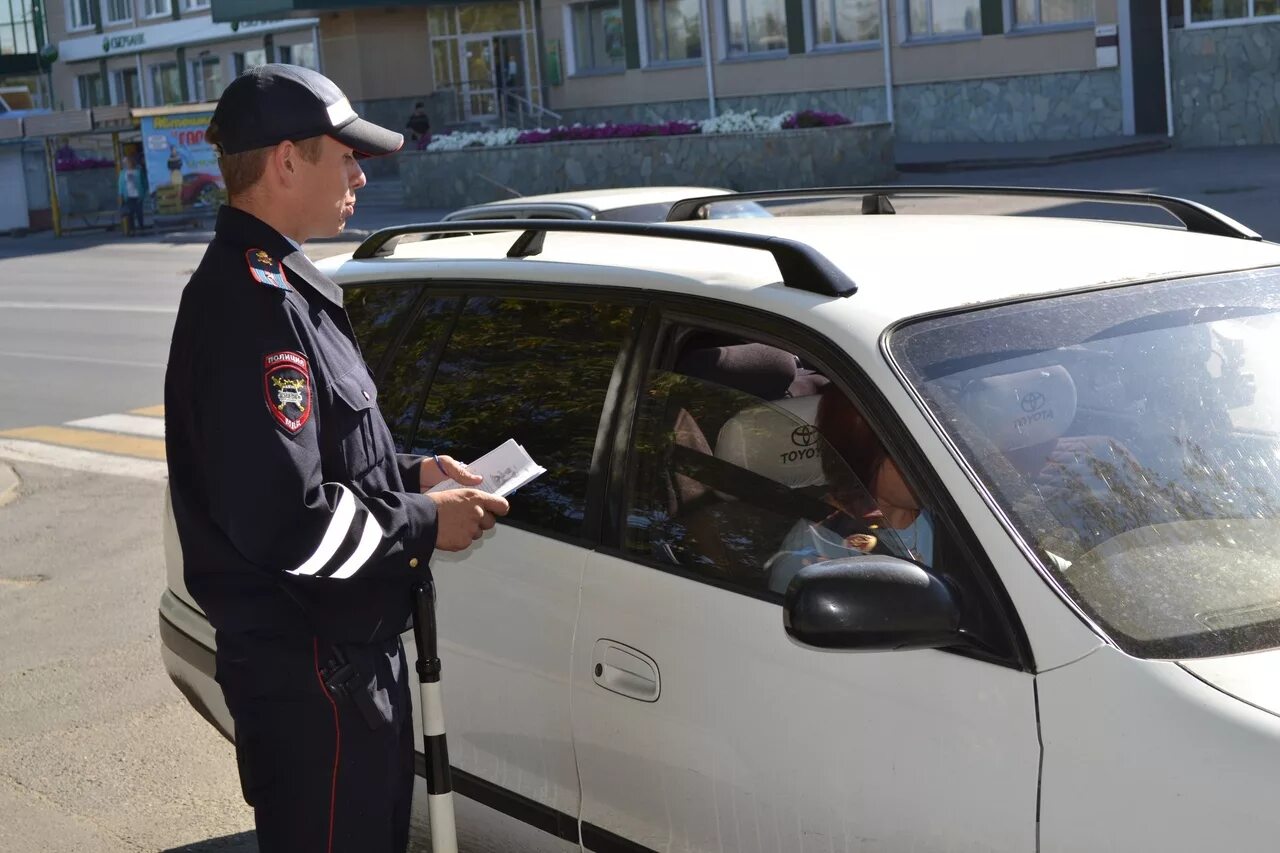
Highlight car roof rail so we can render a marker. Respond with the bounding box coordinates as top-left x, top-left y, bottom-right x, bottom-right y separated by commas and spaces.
351, 219, 858, 297
665, 185, 1263, 241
